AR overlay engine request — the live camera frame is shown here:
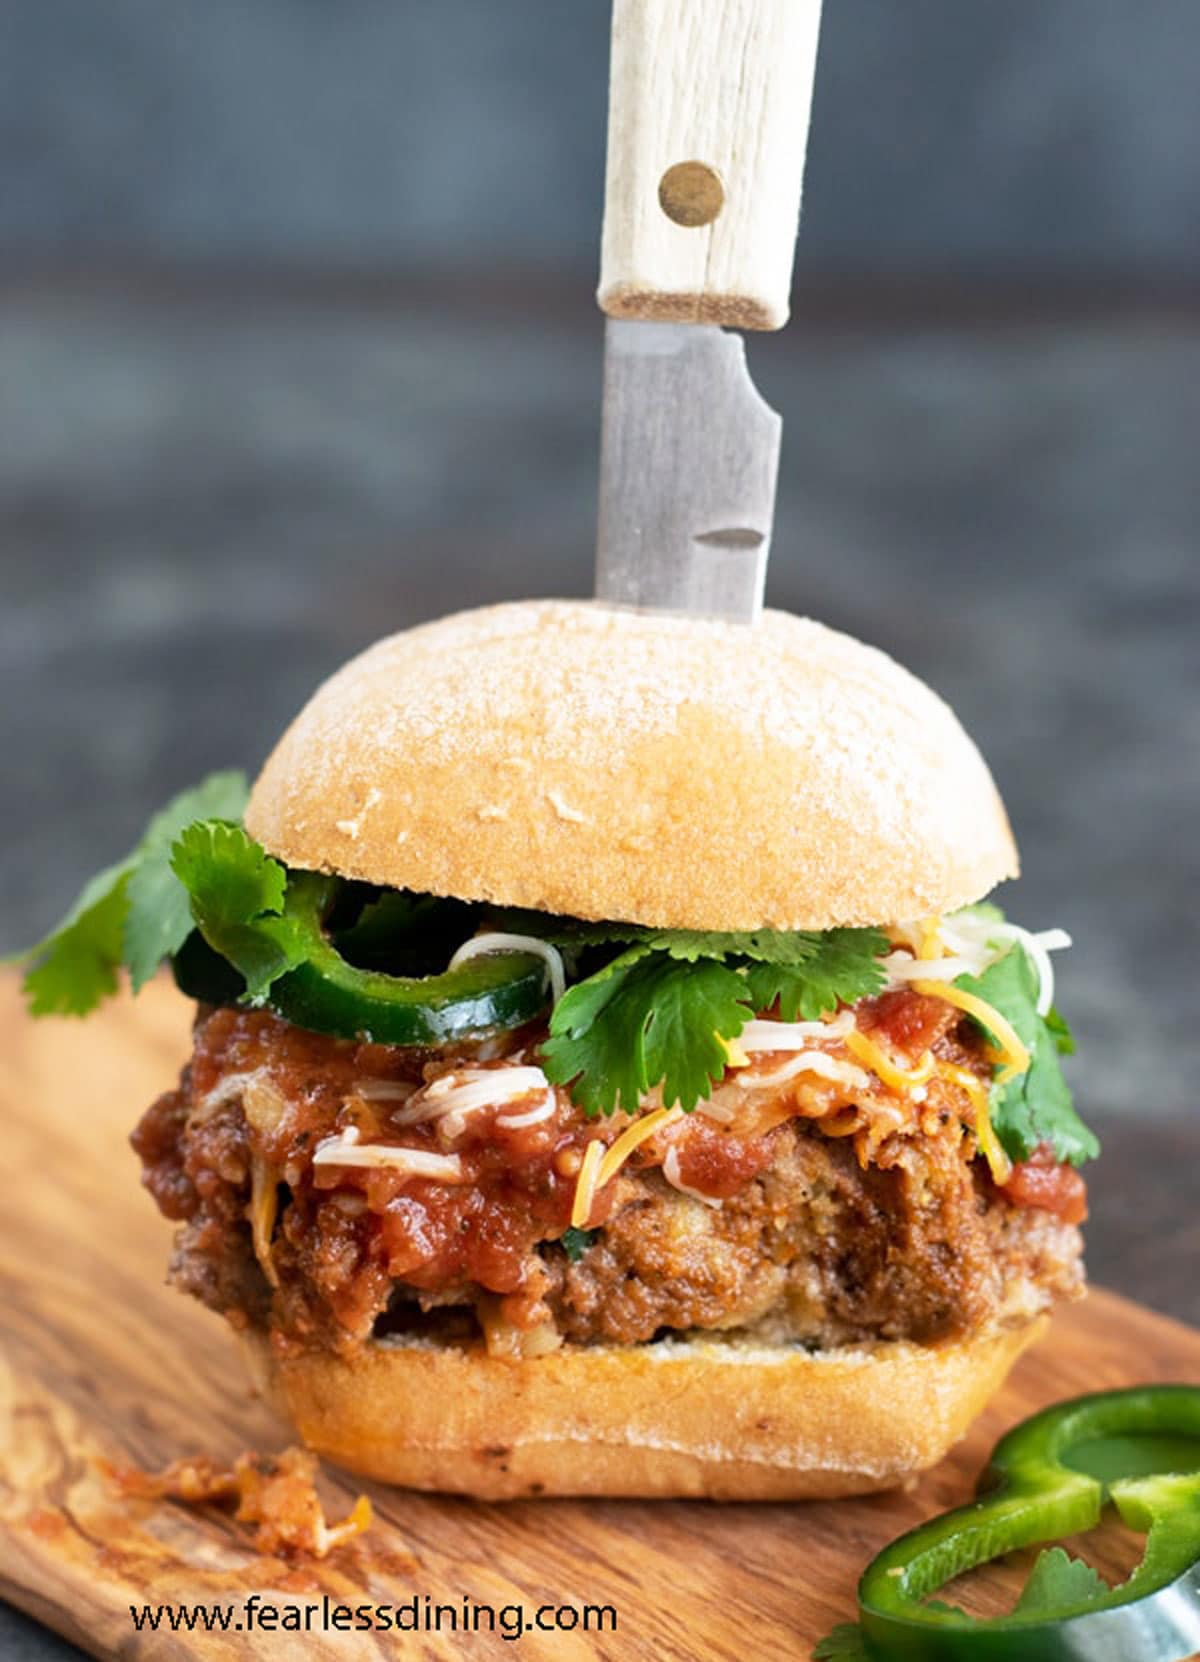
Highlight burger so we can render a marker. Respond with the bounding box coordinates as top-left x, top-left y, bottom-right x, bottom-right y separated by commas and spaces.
20, 600, 1096, 1500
